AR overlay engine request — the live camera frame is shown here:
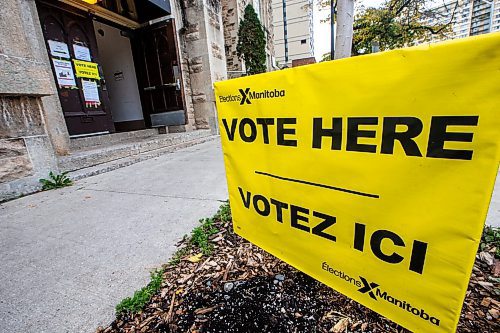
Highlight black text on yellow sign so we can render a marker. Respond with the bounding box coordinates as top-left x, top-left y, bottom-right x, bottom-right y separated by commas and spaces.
214, 33, 500, 333
73, 60, 100, 80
